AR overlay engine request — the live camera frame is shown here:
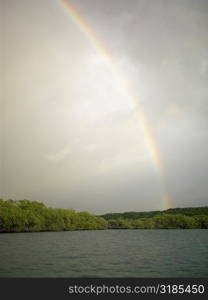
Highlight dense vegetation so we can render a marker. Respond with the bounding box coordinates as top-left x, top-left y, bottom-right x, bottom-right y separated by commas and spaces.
101, 207, 208, 229
100, 206, 208, 220
0, 199, 108, 232
107, 214, 208, 229
0, 199, 207, 232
